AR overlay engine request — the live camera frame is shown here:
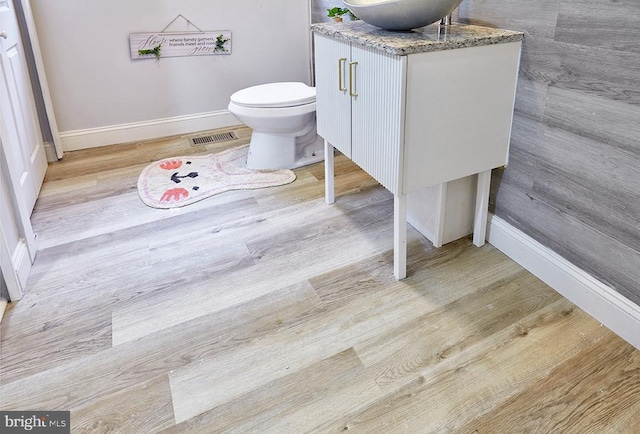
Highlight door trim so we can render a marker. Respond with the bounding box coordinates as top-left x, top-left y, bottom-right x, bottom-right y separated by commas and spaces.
18, 0, 63, 159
